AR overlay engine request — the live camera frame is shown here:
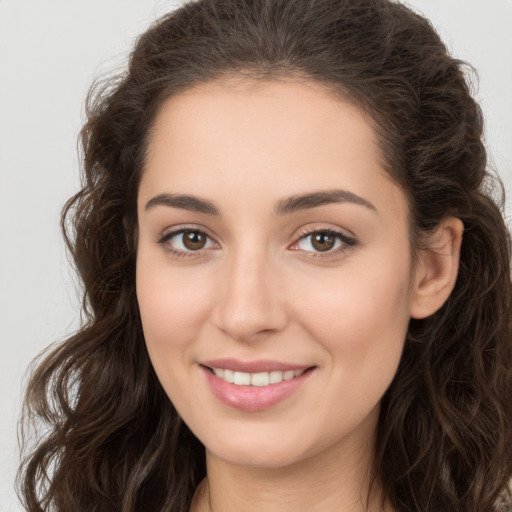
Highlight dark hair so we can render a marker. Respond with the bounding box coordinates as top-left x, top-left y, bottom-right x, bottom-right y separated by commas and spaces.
18, 0, 512, 511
